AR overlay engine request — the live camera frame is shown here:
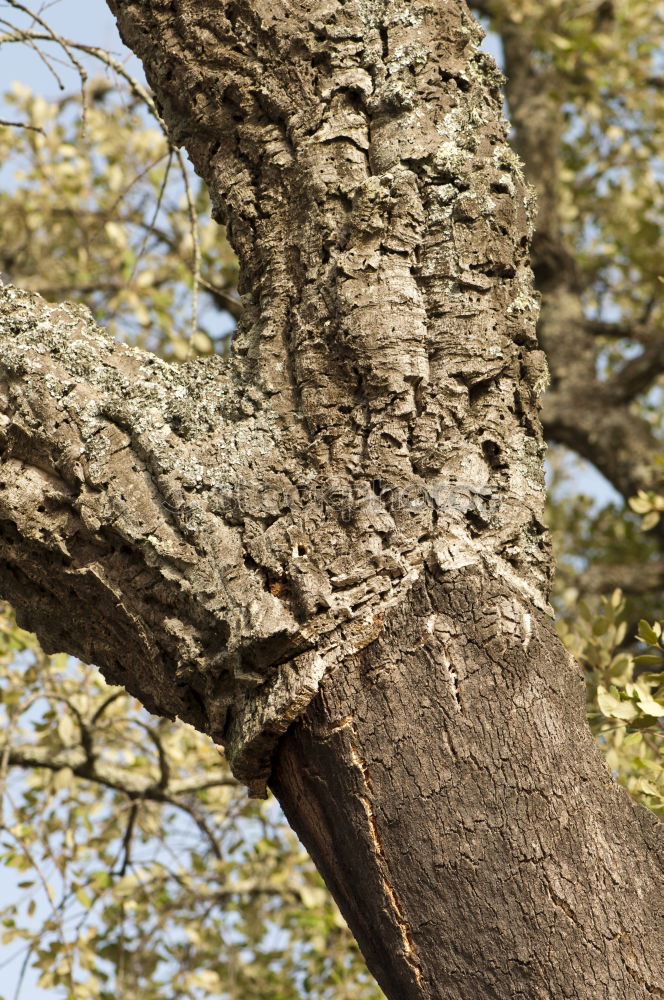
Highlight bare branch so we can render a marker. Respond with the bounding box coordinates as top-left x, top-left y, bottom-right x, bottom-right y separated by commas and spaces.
3, 0, 88, 131
117, 802, 138, 877
606, 340, 664, 403
90, 689, 125, 724
4, 744, 238, 799
572, 558, 664, 598
0, 117, 44, 133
